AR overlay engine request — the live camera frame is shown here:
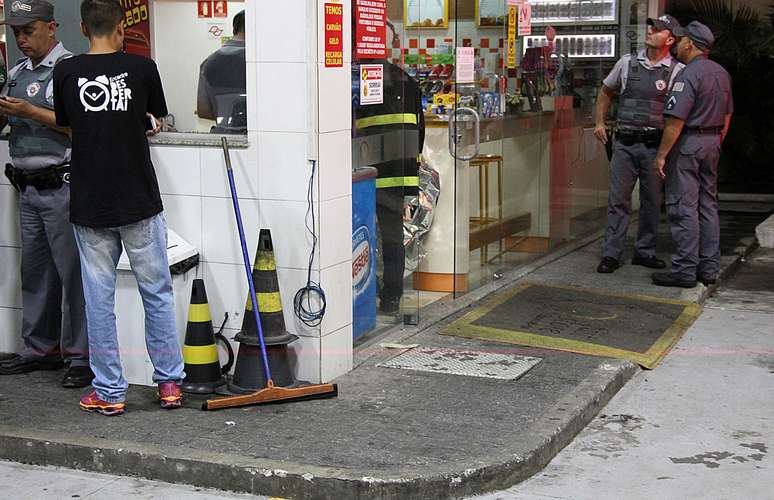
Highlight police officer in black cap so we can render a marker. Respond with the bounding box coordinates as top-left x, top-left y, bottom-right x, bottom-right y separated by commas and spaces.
652, 21, 733, 288
595, 15, 683, 274
0, 0, 92, 386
